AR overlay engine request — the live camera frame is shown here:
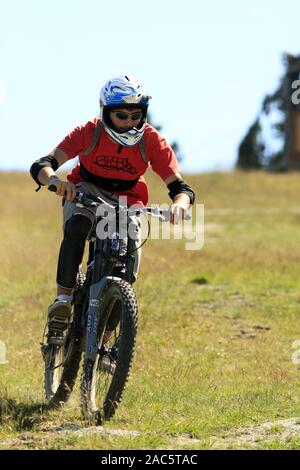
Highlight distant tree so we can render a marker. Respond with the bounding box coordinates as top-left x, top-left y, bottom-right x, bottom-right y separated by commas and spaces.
237, 52, 300, 171
147, 113, 184, 162
237, 118, 265, 169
